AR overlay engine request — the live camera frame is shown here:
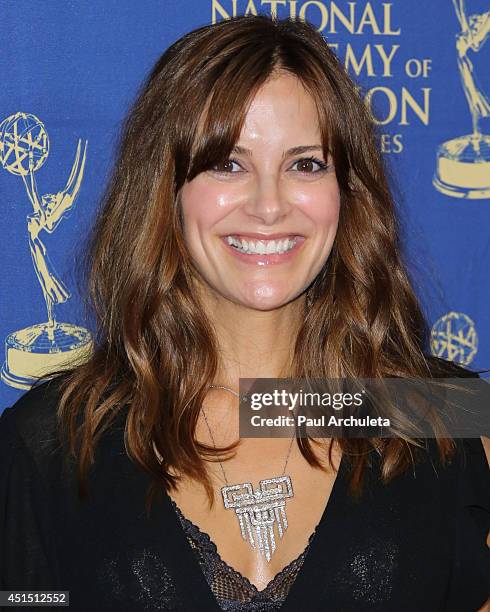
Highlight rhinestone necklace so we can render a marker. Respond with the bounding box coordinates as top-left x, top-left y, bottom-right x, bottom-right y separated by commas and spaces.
201, 384, 296, 562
